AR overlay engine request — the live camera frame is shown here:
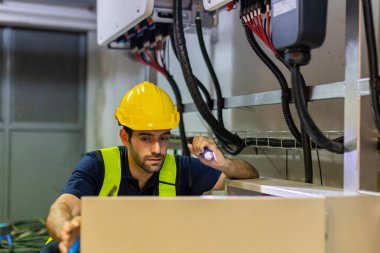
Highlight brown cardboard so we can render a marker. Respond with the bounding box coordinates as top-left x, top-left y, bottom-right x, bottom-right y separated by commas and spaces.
81, 196, 325, 253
